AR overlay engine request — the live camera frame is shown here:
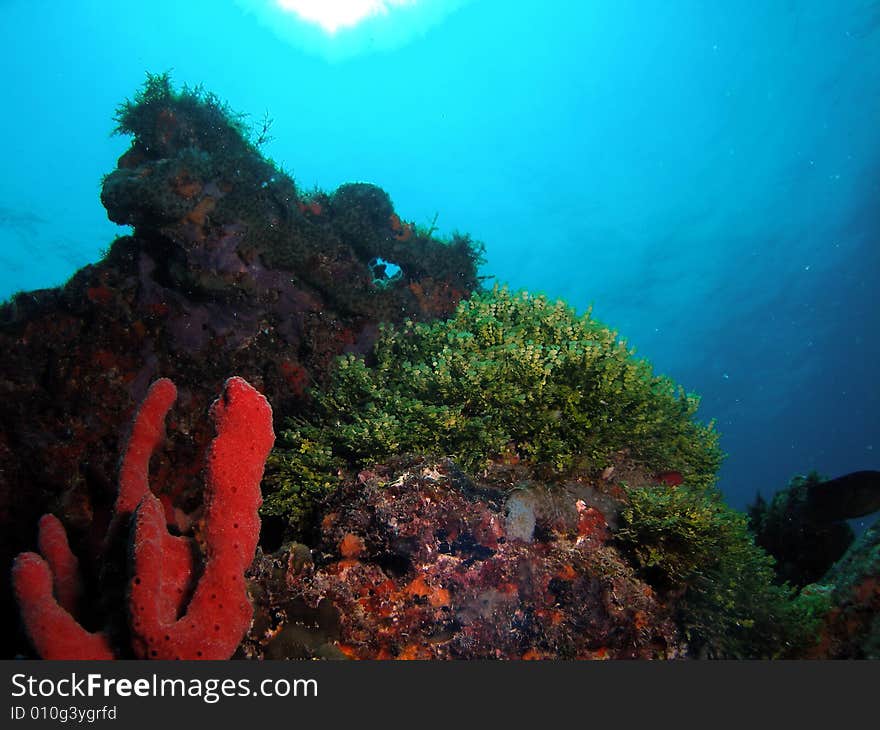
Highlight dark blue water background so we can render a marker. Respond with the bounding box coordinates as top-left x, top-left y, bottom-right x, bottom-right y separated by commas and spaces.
1, 0, 878, 511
